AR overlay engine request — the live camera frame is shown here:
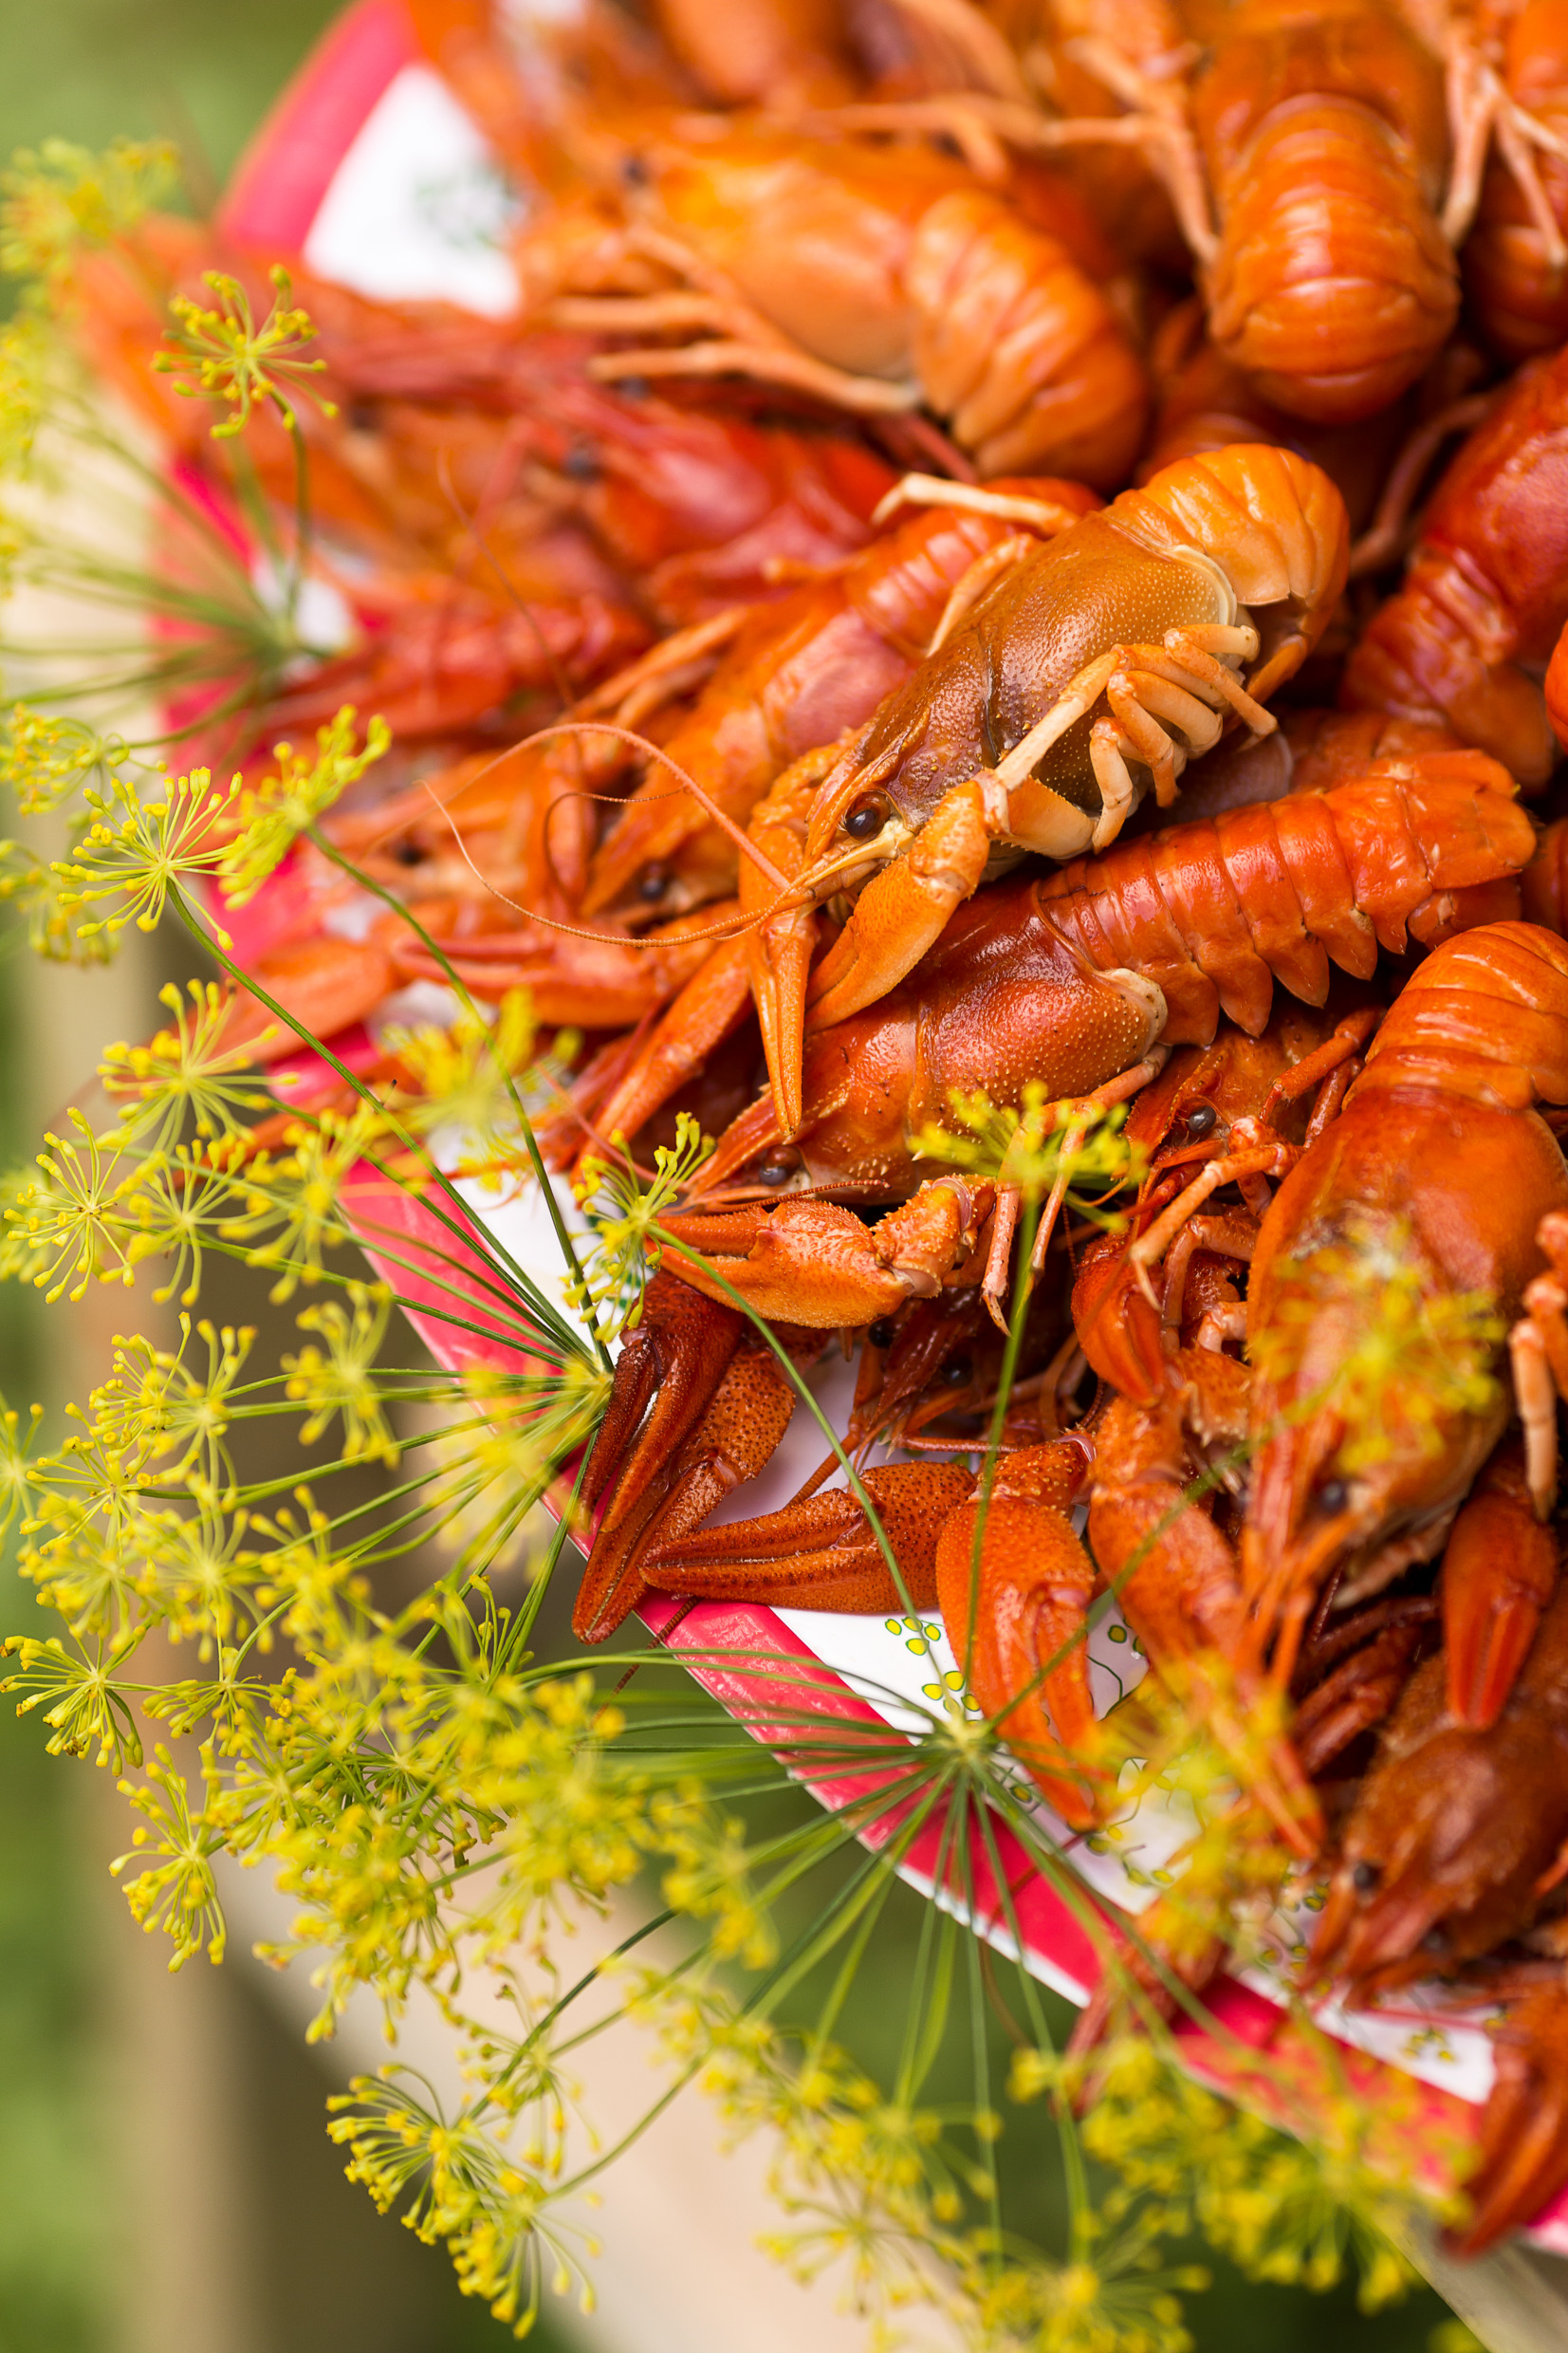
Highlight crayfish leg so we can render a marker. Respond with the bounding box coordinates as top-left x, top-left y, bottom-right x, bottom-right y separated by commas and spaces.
1072, 1237, 1168, 1406
642, 1460, 973, 1615
1292, 1617, 1430, 1779
583, 933, 755, 1166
